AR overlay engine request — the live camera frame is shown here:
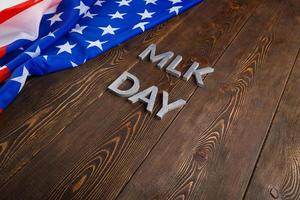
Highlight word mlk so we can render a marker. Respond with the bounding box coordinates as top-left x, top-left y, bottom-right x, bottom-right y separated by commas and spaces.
108, 44, 214, 119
